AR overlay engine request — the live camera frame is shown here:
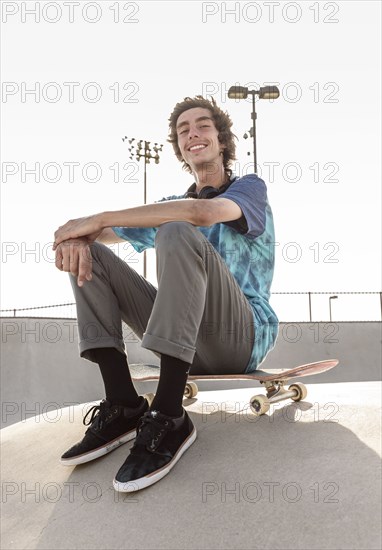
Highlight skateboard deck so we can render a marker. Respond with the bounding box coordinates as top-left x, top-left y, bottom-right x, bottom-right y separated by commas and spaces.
131, 359, 339, 415
130, 359, 338, 383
